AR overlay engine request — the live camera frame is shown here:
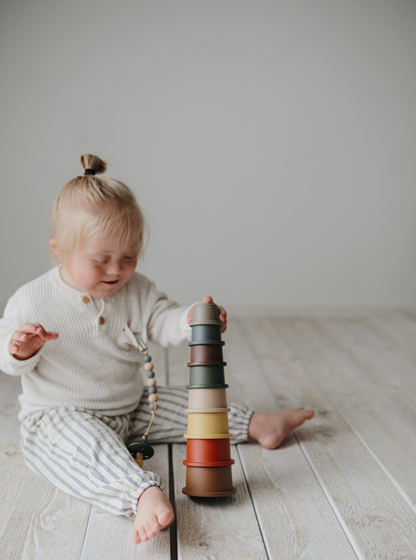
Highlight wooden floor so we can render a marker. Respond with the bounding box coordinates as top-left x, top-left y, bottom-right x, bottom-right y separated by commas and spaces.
2, 313, 416, 559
